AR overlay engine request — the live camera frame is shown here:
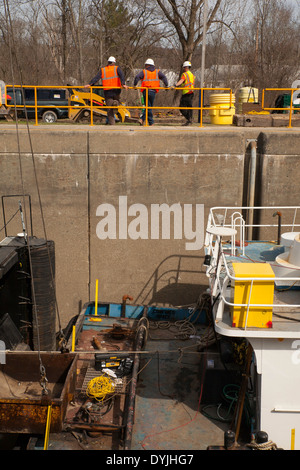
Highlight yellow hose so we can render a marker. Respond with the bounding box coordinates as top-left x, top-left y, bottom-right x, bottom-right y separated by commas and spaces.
86, 375, 115, 401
